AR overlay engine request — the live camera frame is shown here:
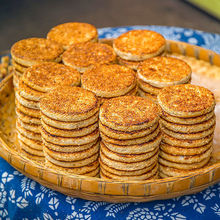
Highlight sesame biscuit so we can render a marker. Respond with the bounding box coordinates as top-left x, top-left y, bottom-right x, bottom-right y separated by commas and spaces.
157, 84, 215, 117
161, 124, 215, 140
21, 149, 44, 161
101, 141, 159, 163
113, 30, 166, 61
42, 139, 99, 153
161, 110, 215, 125
17, 132, 43, 151
41, 111, 98, 130
62, 42, 116, 73
160, 141, 213, 156
163, 133, 214, 148
160, 116, 216, 133
19, 140, 44, 157
81, 64, 136, 98
45, 160, 99, 175
100, 163, 158, 180
17, 118, 40, 133
99, 96, 159, 131
40, 86, 99, 121
100, 158, 157, 176
100, 148, 158, 171
47, 22, 98, 50
44, 151, 99, 168
41, 127, 99, 145
11, 59, 28, 73
137, 88, 158, 102
23, 63, 80, 93
41, 120, 98, 137
103, 132, 162, 154
16, 121, 41, 141
159, 156, 210, 170
11, 38, 63, 66
19, 80, 43, 102
137, 57, 192, 88
99, 121, 158, 139
137, 79, 161, 95
15, 92, 39, 109
160, 146, 212, 164
43, 141, 99, 161
16, 108, 41, 125
117, 56, 141, 70
13, 73, 19, 88
100, 125, 160, 145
